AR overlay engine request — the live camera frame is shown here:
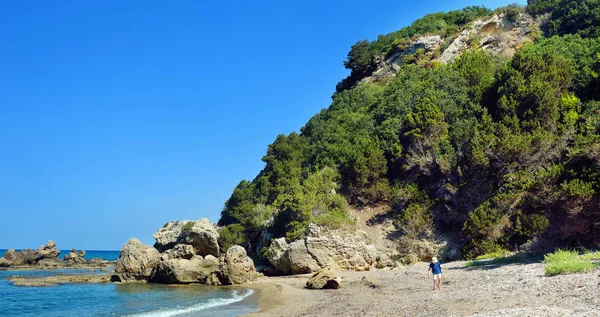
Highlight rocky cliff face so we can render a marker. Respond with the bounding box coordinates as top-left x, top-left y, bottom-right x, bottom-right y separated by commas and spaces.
363, 13, 540, 84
